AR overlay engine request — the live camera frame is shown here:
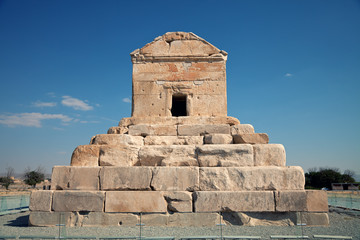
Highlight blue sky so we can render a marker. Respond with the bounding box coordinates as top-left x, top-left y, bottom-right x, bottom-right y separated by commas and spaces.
0, 0, 359, 179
